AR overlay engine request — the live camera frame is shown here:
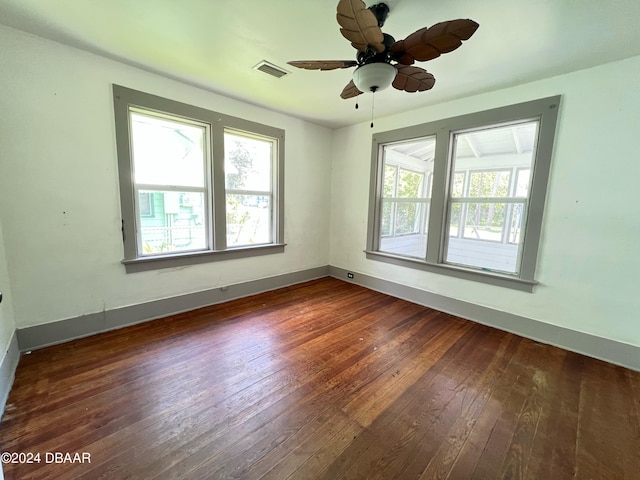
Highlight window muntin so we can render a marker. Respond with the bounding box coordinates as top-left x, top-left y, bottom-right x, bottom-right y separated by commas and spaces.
113, 85, 285, 272
366, 96, 561, 291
